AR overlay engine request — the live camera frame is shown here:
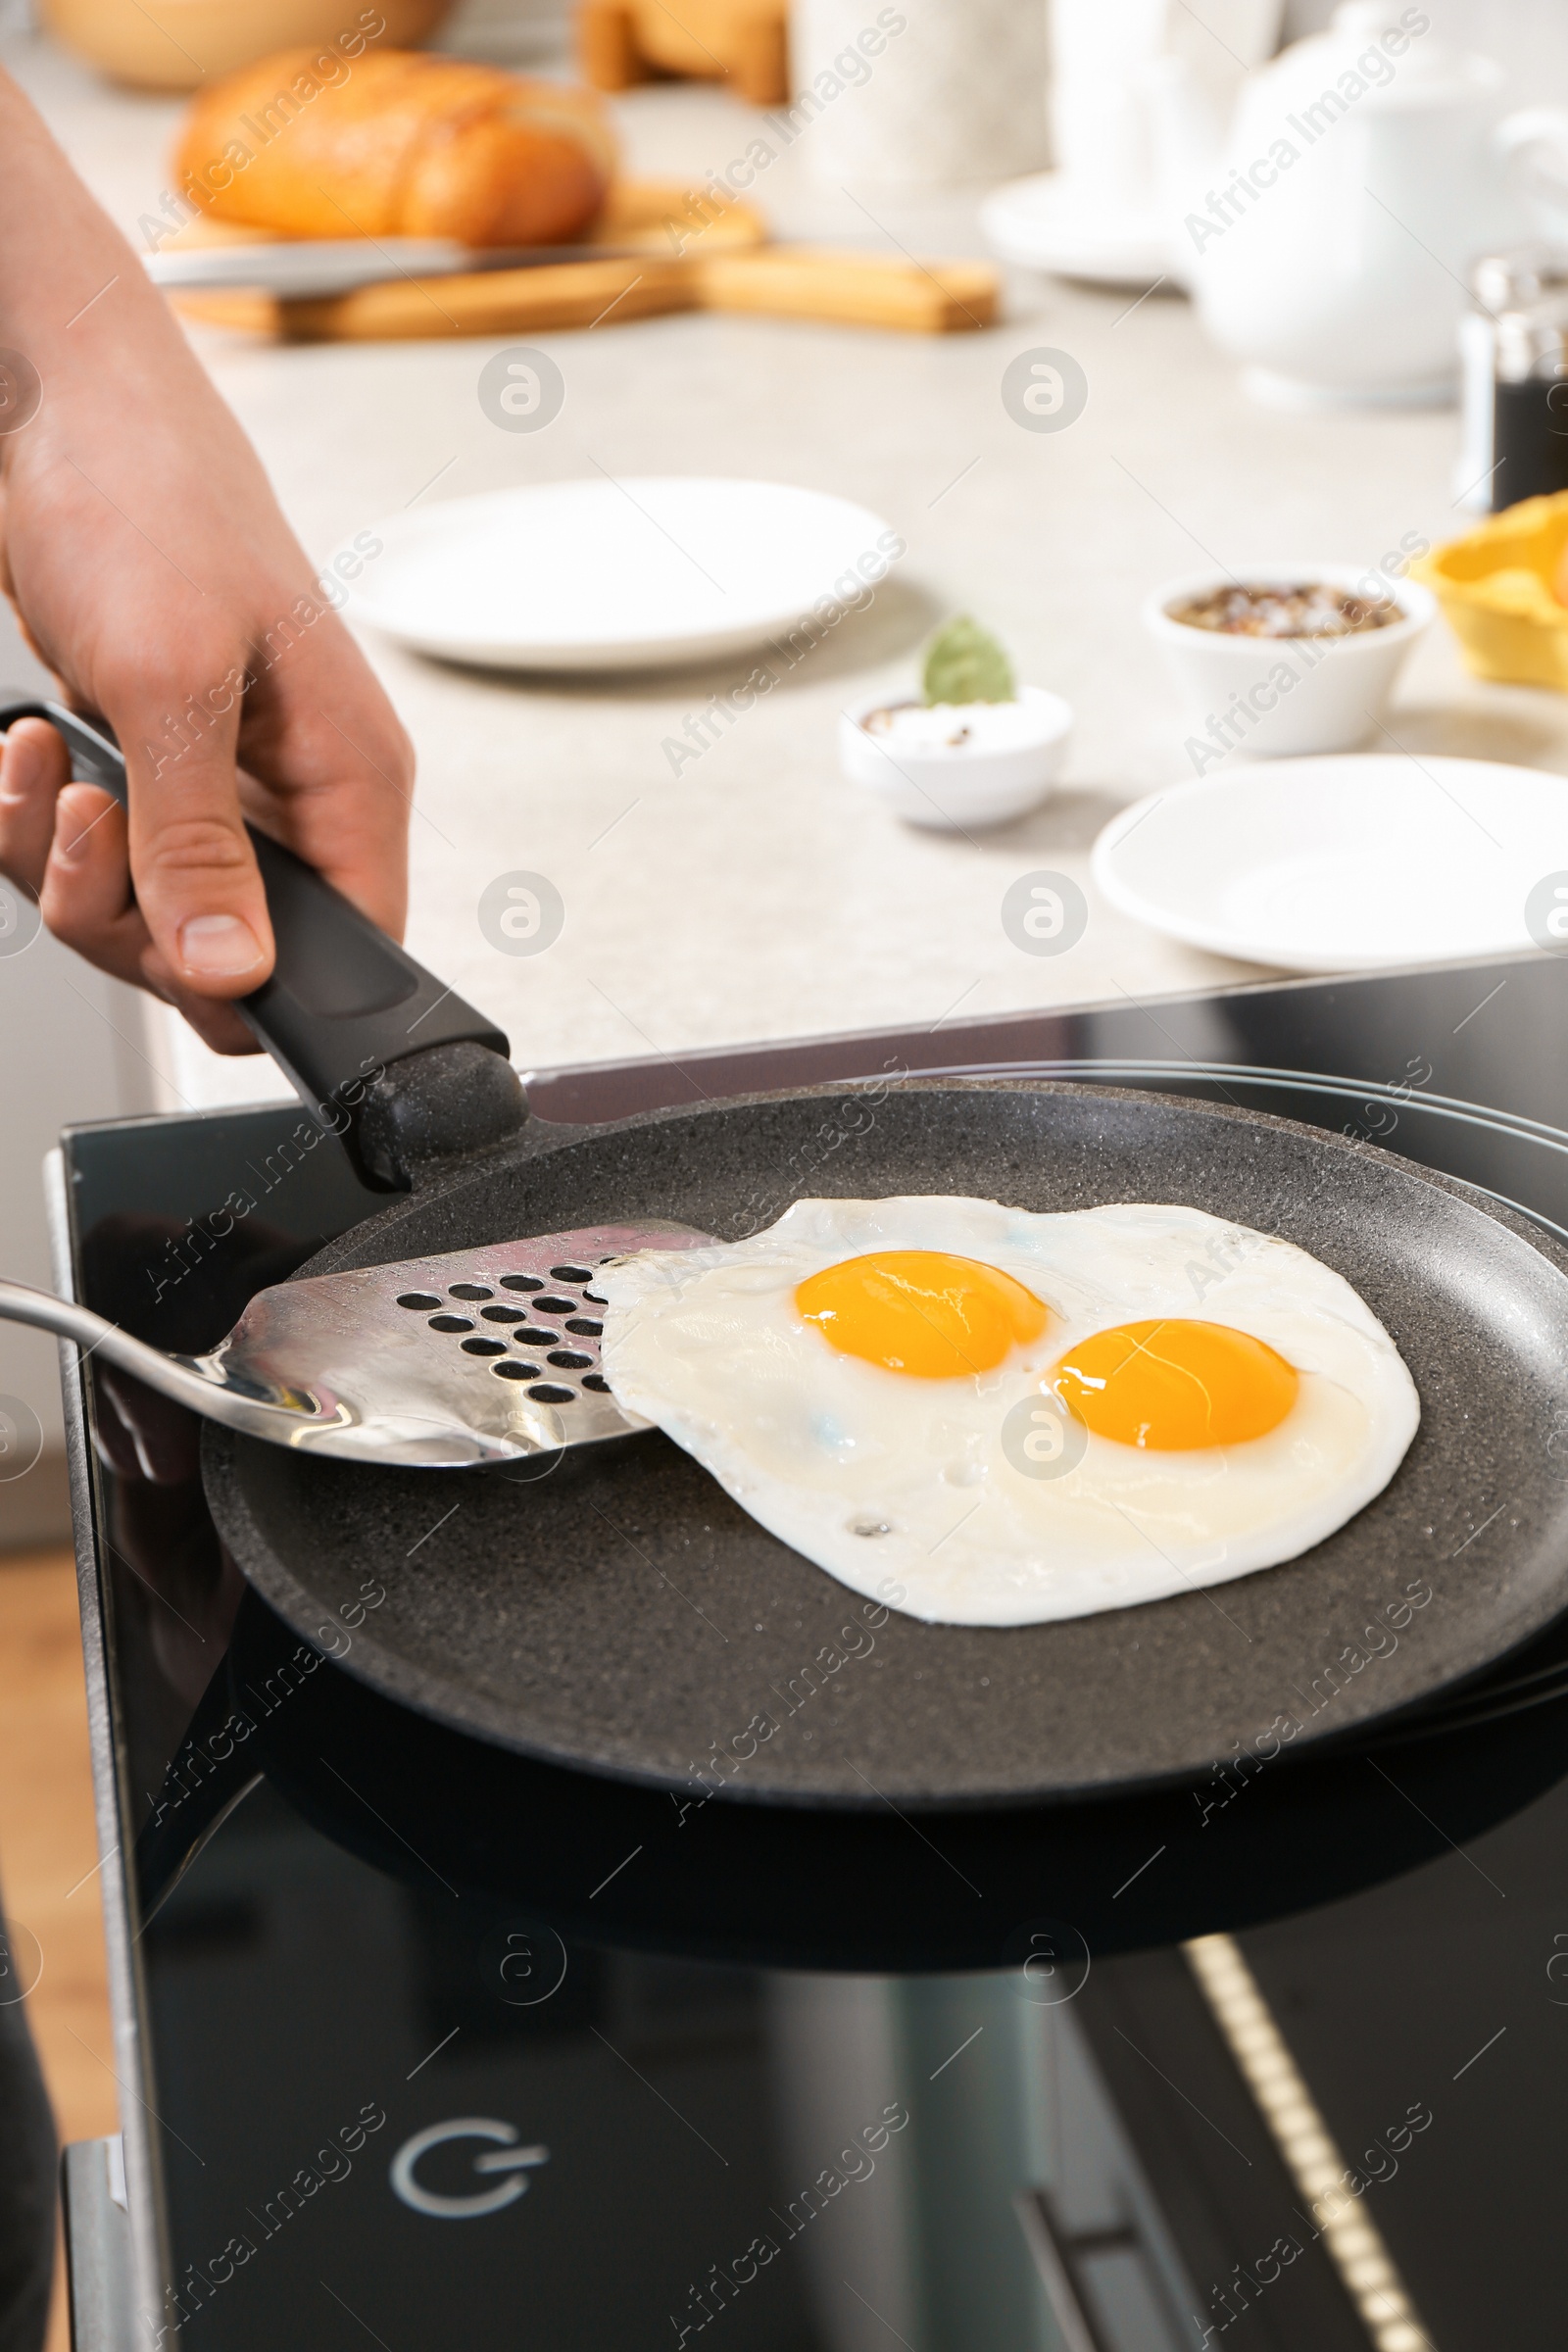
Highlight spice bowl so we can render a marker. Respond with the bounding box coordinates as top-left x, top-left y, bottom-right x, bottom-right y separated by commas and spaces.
840, 685, 1073, 830
1143, 564, 1435, 764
